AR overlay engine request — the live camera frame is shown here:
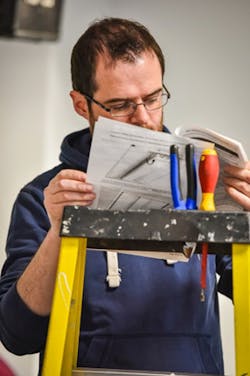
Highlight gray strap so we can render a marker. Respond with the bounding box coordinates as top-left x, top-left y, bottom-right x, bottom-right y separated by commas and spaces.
106, 251, 122, 288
